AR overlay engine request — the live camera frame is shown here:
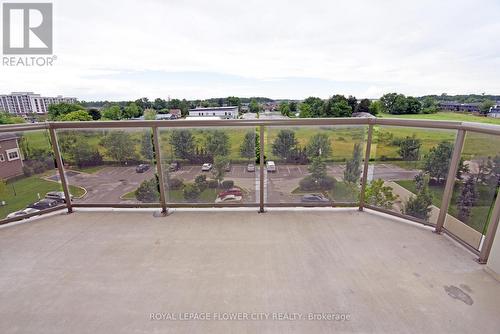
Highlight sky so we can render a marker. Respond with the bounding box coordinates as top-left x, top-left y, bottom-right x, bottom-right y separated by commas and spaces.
1, 0, 500, 101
